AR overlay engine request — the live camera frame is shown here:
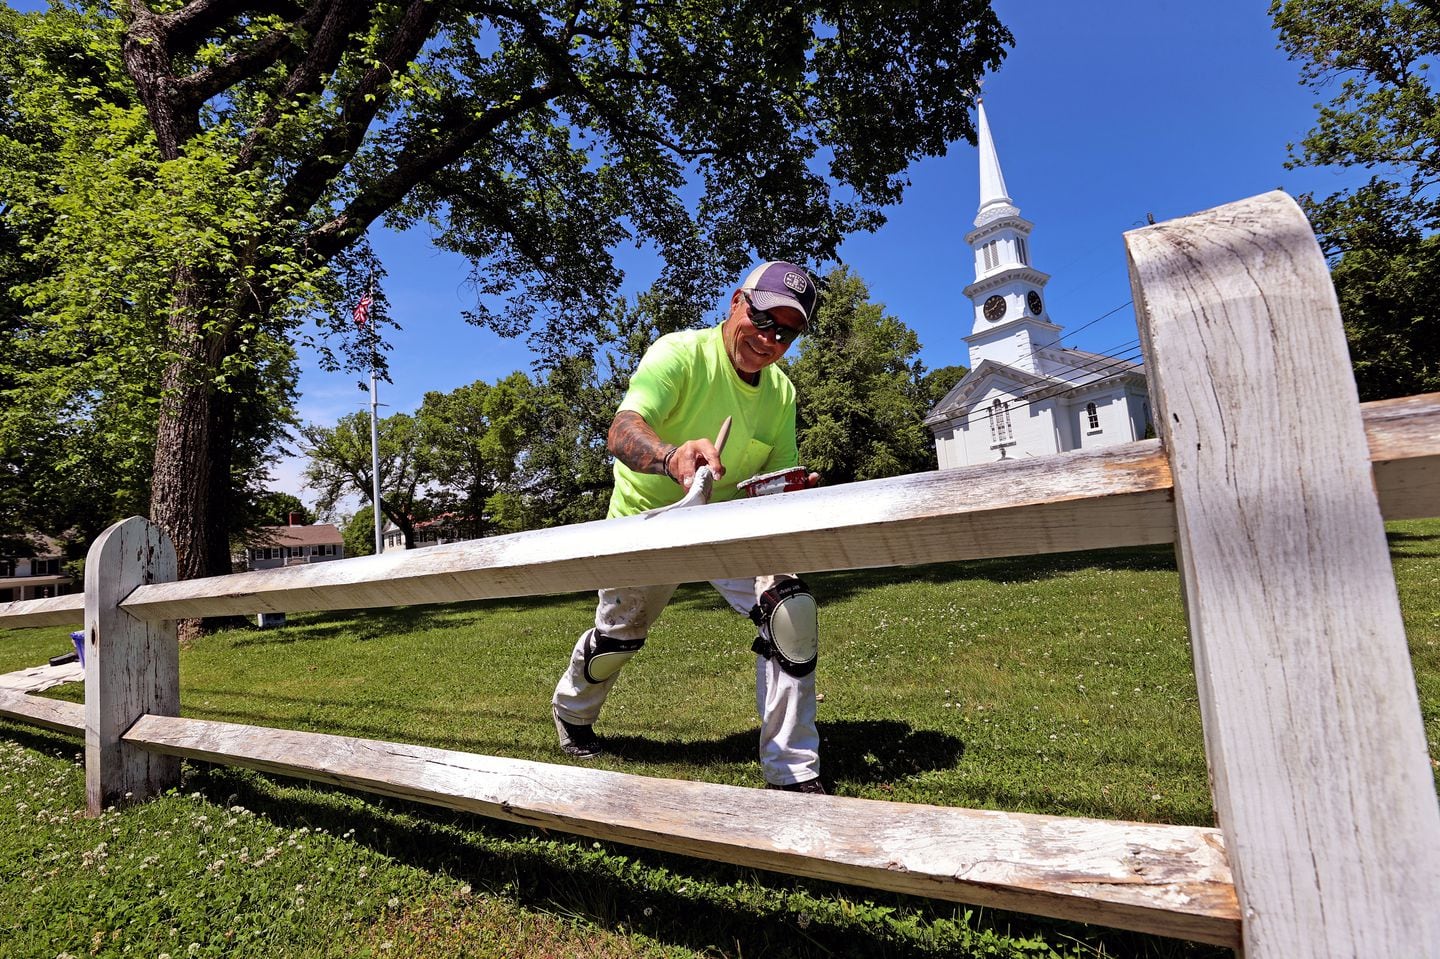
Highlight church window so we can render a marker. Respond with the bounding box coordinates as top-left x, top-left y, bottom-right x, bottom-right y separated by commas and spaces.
1016, 236, 1029, 265
989, 399, 1013, 445
982, 242, 998, 271
1086, 402, 1101, 431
